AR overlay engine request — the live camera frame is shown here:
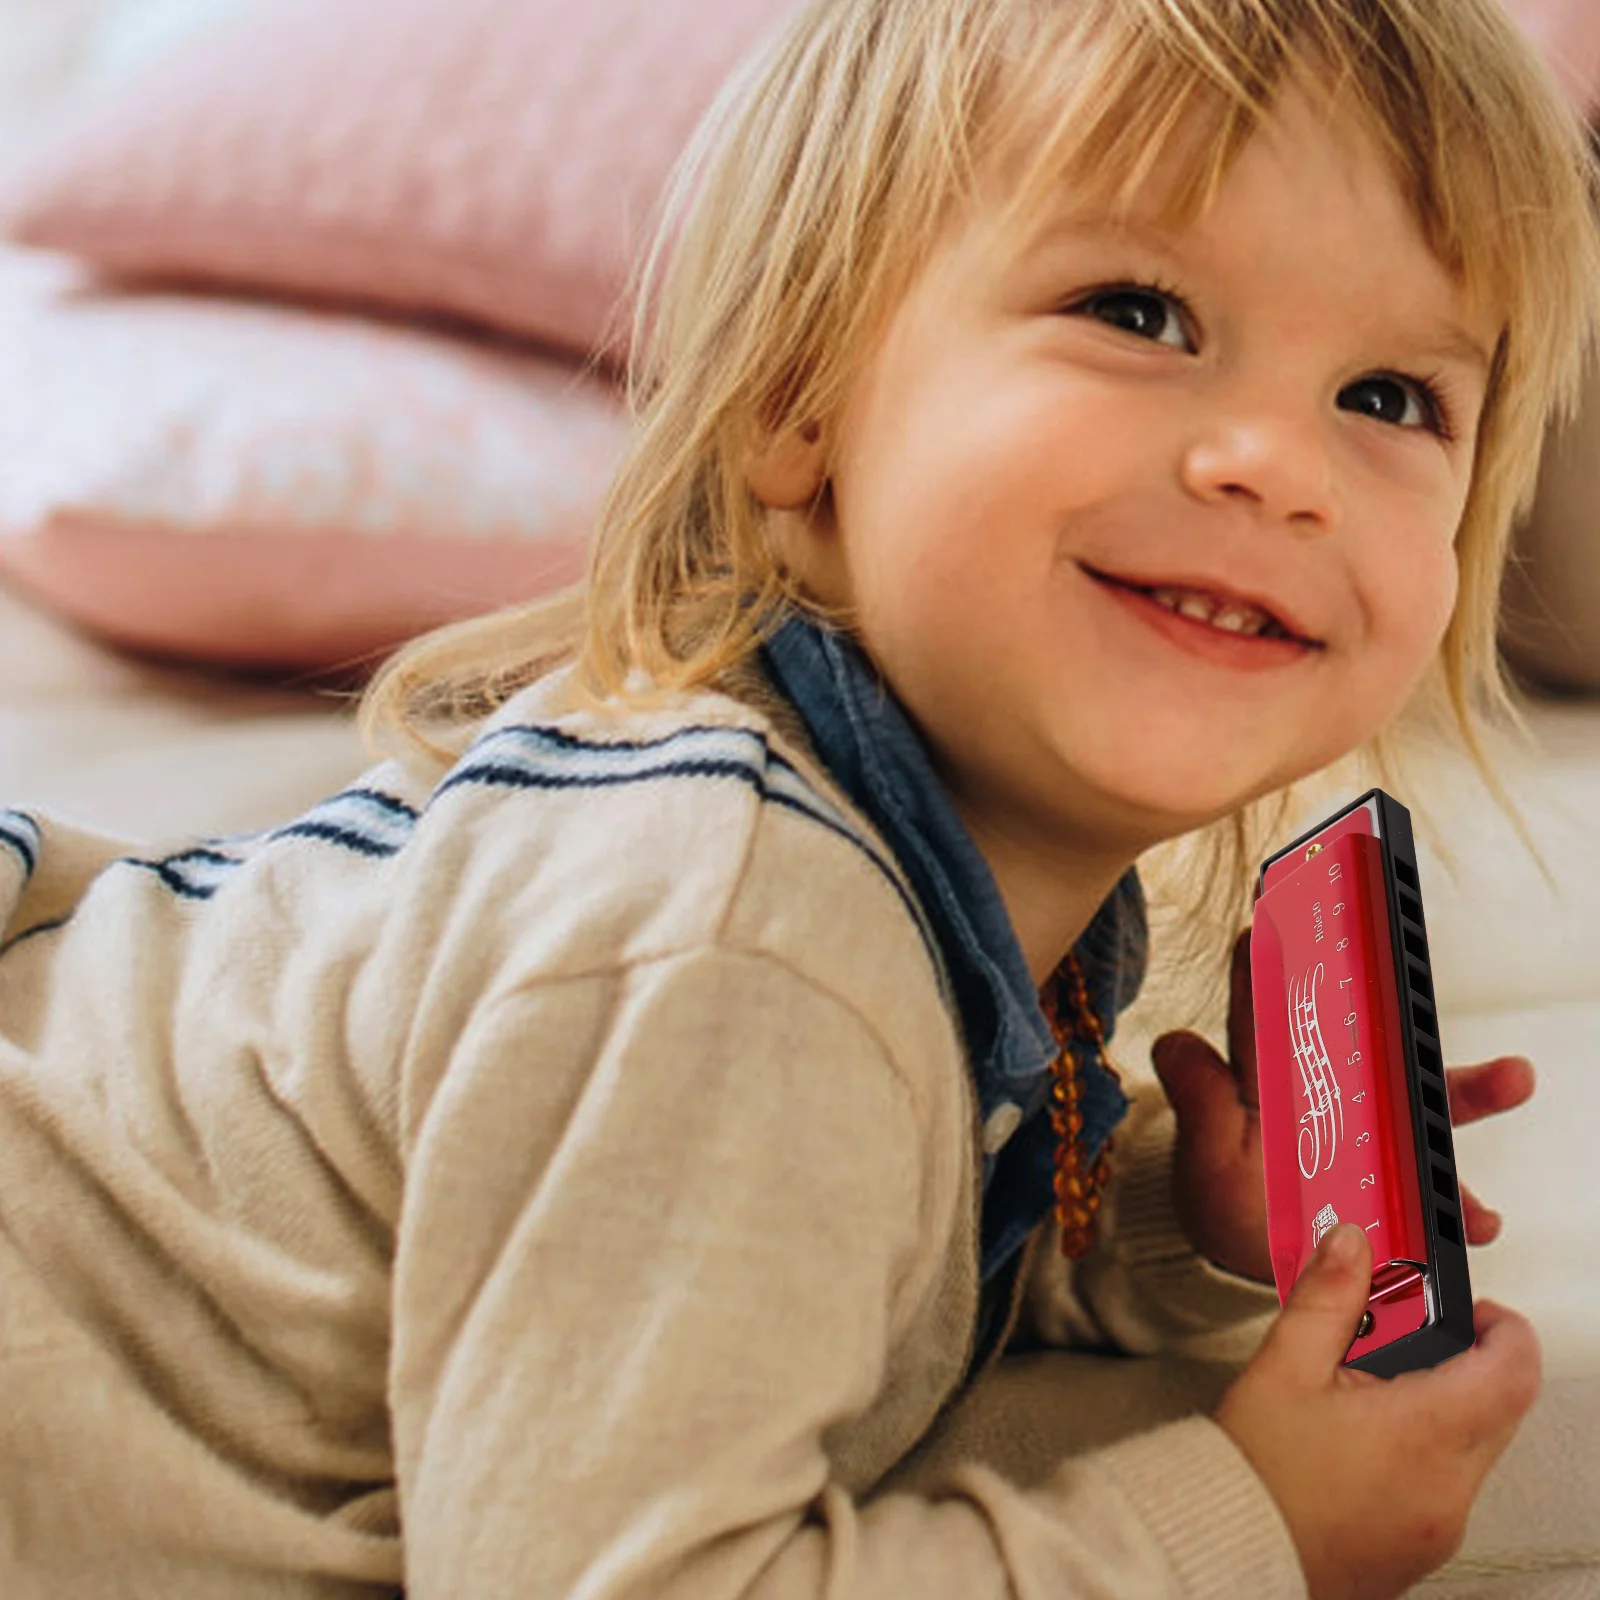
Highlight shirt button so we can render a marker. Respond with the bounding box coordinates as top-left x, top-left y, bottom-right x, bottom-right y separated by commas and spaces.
981, 1101, 1023, 1154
